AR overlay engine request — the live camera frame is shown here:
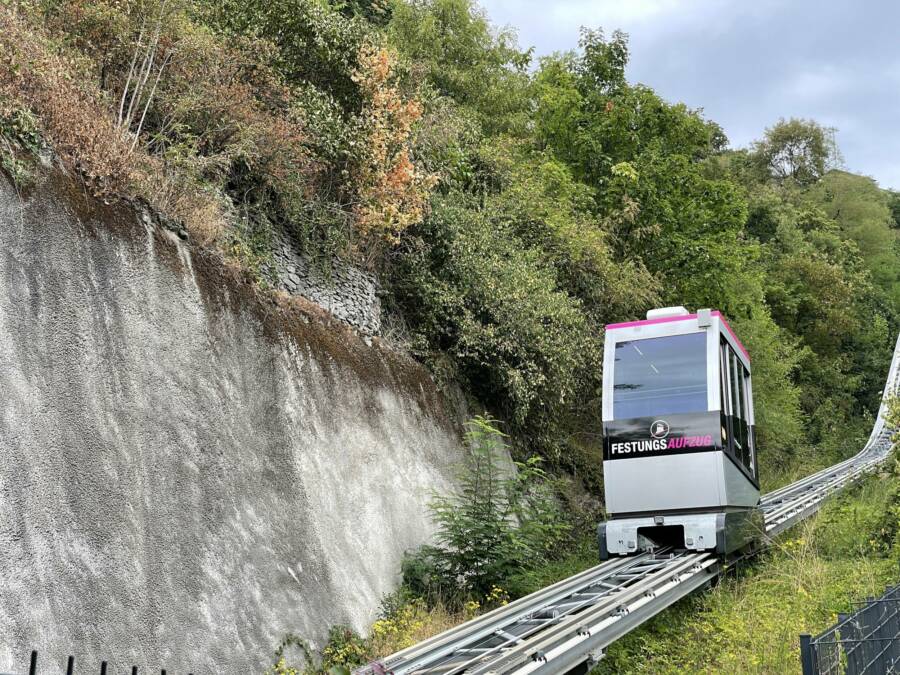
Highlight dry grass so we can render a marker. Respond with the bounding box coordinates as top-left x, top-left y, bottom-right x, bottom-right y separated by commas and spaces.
135, 166, 226, 244
0, 6, 133, 185
0, 3, 227, 244
367, 600, 468, 659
